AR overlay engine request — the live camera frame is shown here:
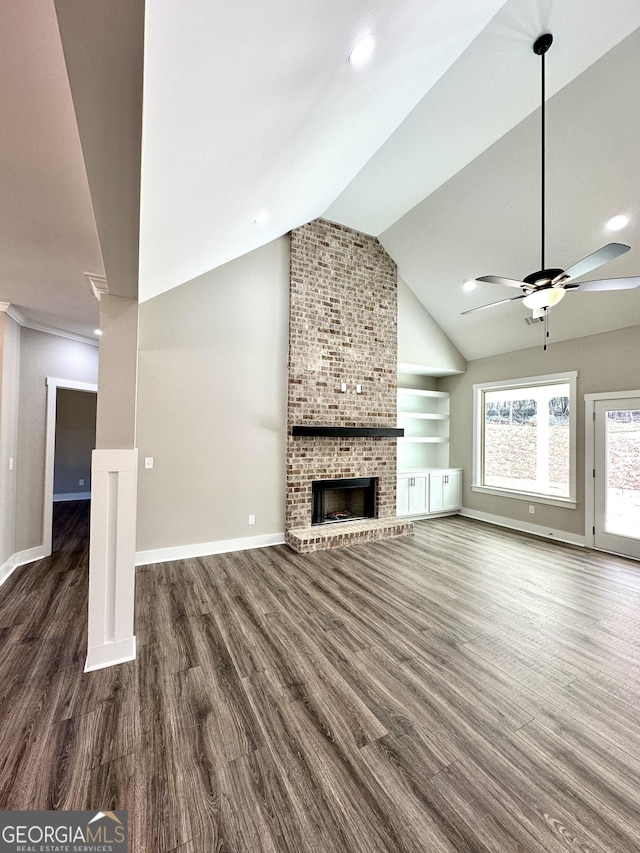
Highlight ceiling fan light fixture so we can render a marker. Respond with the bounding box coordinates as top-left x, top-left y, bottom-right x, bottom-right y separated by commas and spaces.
462, 280, 477, 292
522, 288, 566, 310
